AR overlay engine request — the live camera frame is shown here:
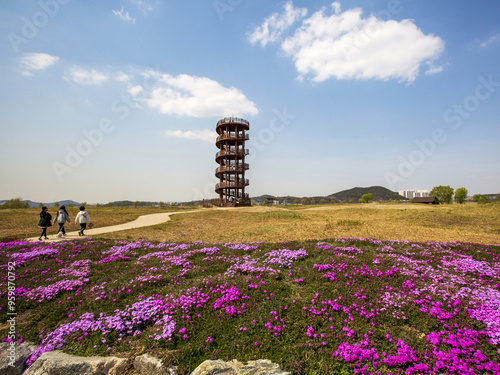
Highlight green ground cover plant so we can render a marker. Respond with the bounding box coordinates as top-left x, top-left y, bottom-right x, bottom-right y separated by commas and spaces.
1, 236, 499, 374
